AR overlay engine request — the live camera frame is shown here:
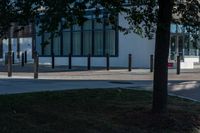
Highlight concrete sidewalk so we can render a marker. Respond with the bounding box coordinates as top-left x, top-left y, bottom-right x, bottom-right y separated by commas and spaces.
1, 64, 200, 101
1, 63, 200, 80
0, 78, 200, 102
0, 79, 153, 94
